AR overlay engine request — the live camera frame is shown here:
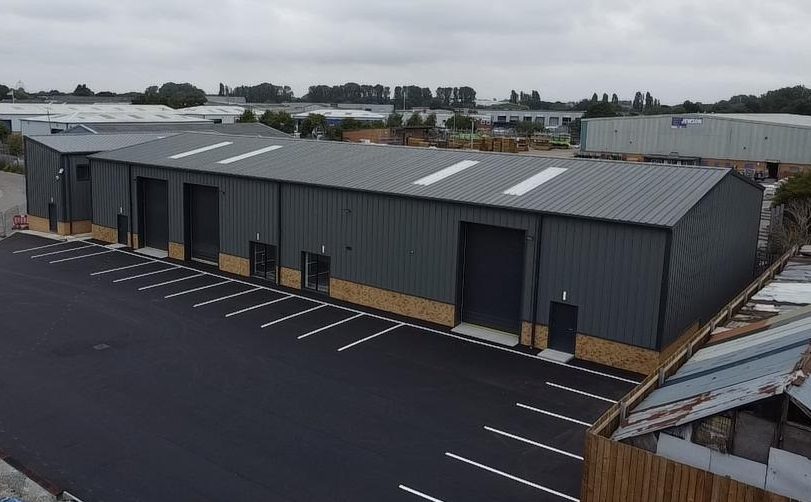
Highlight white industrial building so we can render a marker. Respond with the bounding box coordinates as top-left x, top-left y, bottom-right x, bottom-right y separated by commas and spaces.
0, 103, 176, 132
175, 105, 245, 124
19, 112, 211, 136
